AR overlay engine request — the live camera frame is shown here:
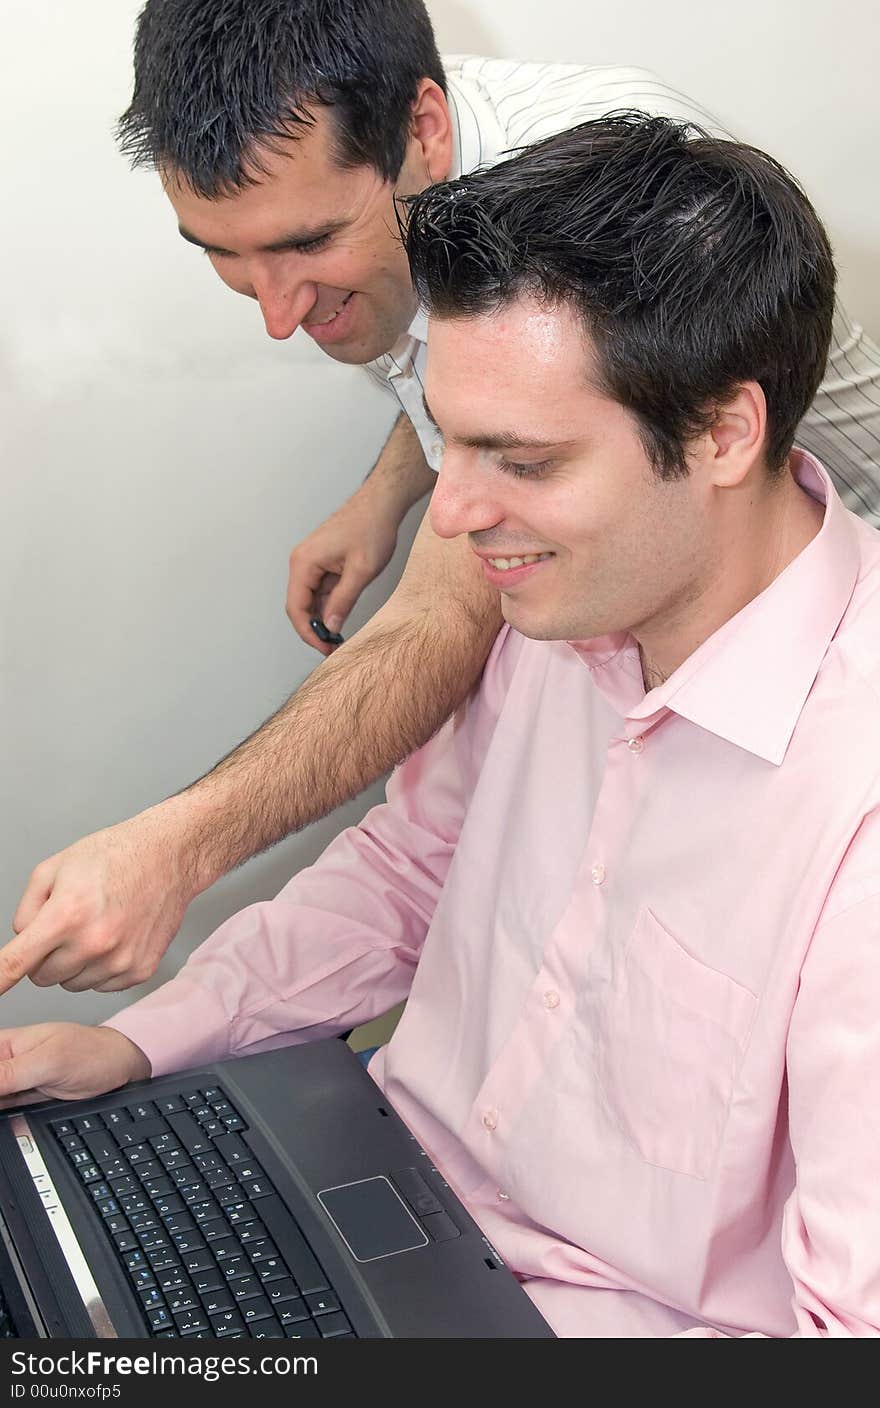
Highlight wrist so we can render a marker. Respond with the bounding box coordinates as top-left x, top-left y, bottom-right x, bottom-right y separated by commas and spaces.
139, 789, 228, 898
